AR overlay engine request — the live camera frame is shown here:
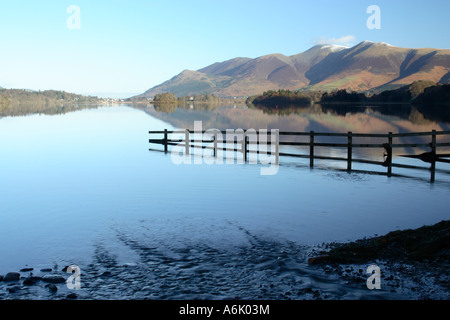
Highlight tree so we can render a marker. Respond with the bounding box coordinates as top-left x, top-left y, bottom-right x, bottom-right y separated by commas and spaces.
153, 93, 177, 103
